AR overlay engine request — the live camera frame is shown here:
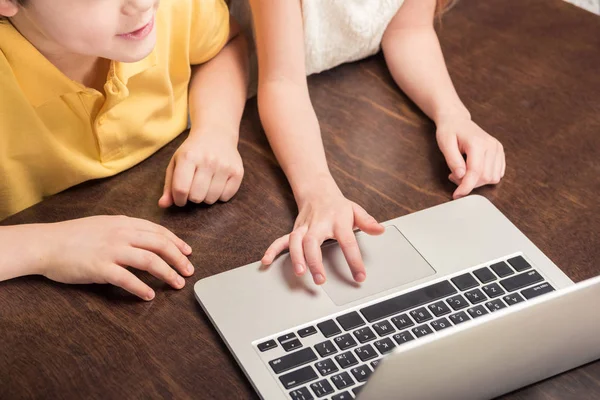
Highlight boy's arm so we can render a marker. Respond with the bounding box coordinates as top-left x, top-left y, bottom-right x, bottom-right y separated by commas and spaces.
382, 0, 505, 198
159, 17, 249, 207
0, 225, 46, 281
